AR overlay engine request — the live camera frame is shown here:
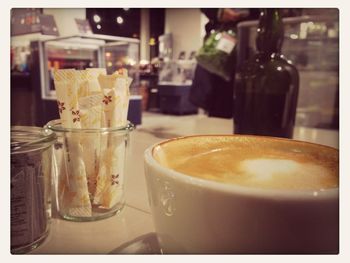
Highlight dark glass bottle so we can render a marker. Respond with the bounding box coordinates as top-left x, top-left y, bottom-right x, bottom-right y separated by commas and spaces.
234, 9, 299, 138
